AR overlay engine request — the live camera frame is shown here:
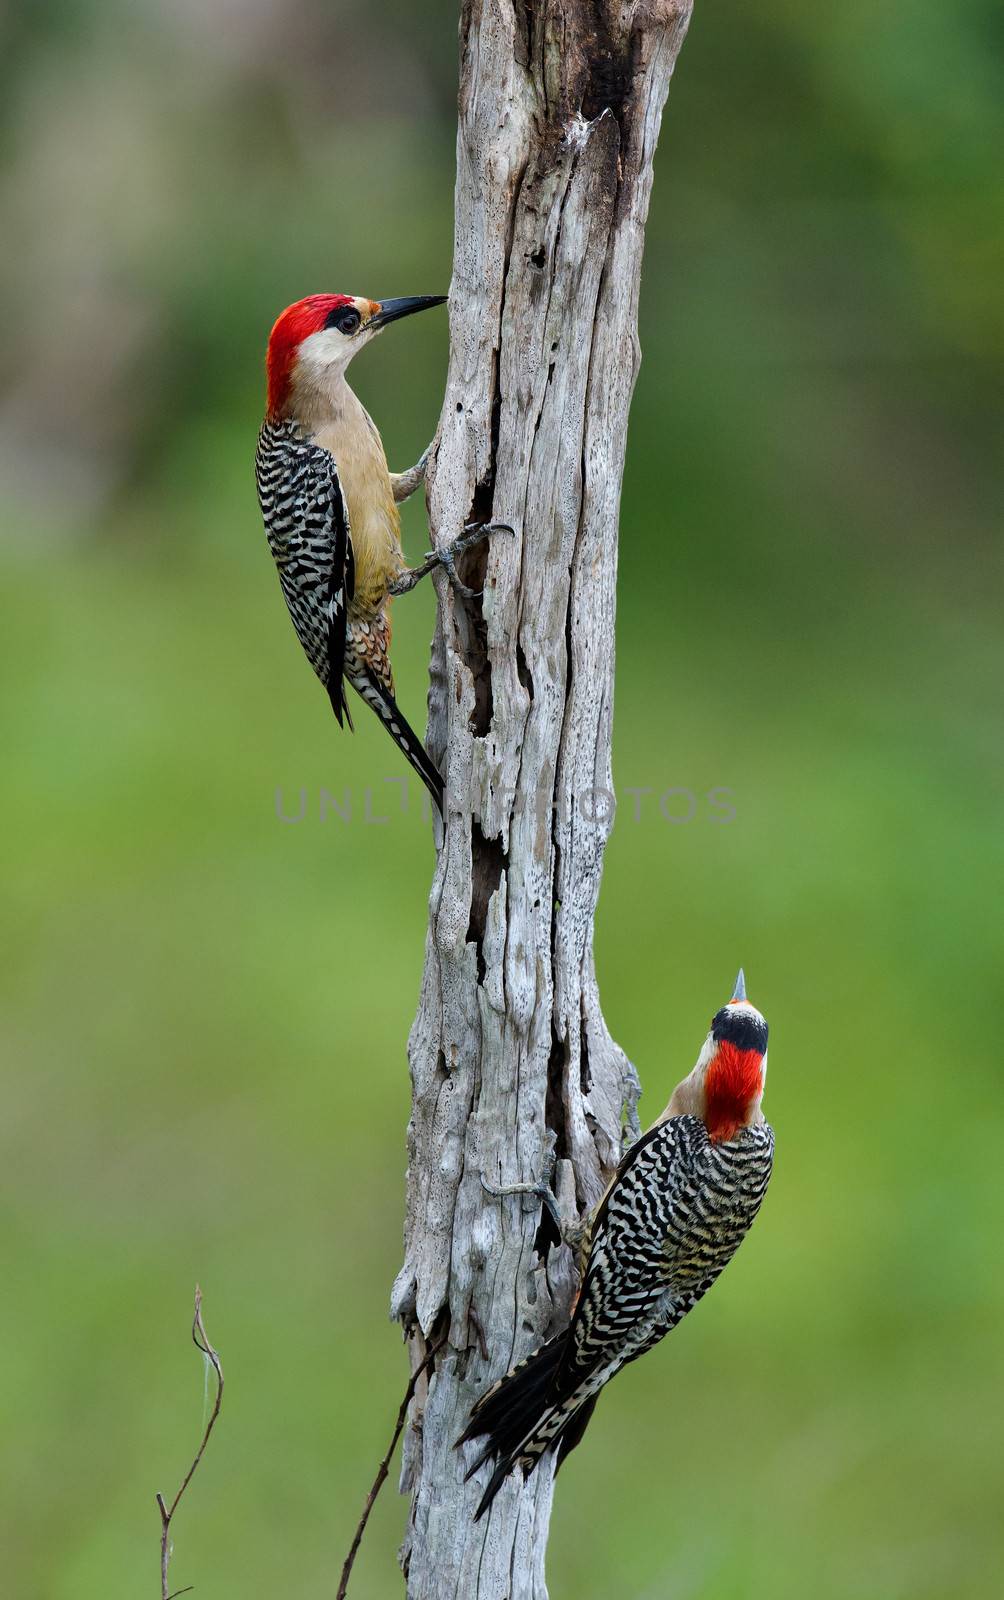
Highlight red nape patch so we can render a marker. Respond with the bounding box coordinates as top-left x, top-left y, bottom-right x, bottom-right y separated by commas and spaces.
265, 294, 354, 416
705, 1042, 764, 1143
